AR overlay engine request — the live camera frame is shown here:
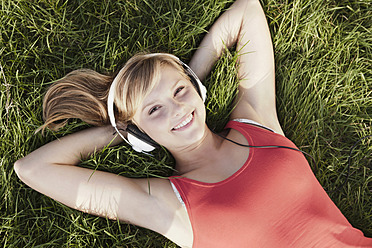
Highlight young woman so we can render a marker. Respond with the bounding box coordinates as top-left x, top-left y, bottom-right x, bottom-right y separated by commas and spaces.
14, 0, 372, 247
